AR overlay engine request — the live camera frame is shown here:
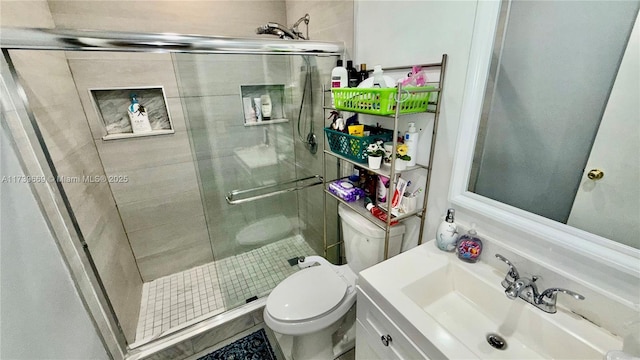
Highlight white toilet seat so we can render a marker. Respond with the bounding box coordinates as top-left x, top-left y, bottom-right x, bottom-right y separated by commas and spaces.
264, 262, 357, 335
267, 265, 348, 322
